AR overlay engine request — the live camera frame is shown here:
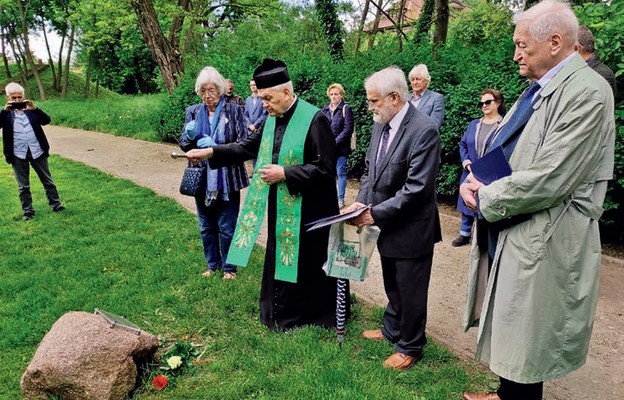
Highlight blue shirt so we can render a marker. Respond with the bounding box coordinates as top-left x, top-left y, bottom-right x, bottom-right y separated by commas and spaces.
12, 111, 43, 159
